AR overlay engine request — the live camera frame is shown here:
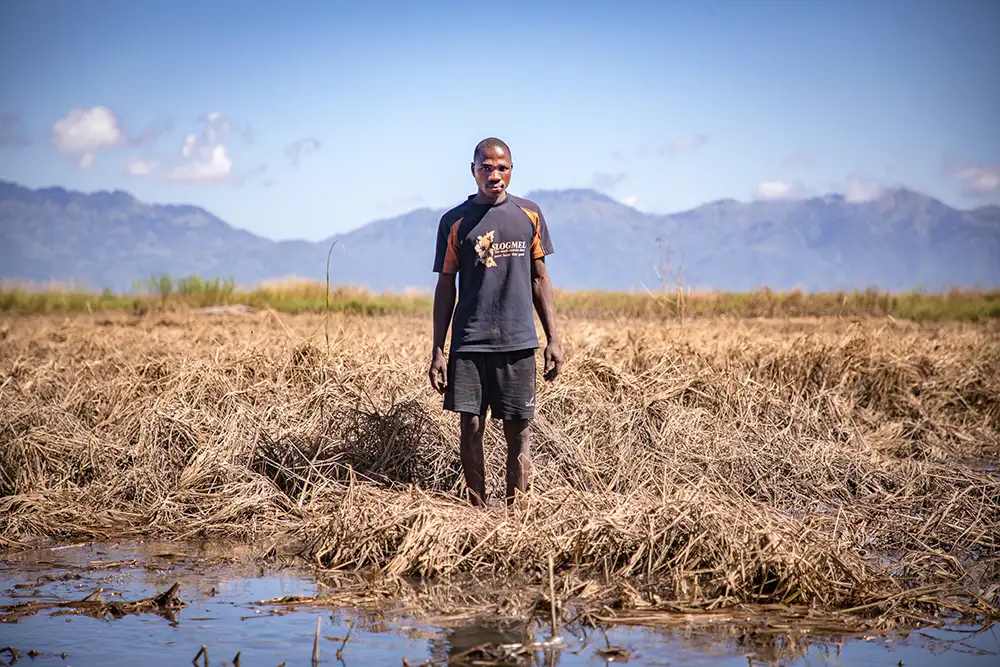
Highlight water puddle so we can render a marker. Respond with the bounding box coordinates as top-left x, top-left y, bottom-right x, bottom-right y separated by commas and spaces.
1, 541, 997, 666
